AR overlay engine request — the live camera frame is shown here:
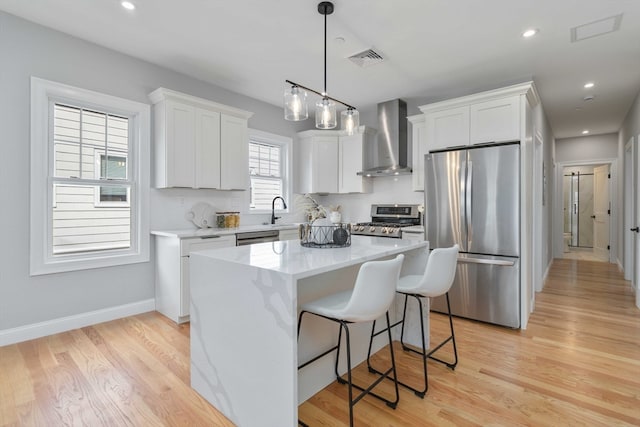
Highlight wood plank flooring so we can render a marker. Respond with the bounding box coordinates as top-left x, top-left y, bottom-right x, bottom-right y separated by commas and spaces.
1, 258, 639, 426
